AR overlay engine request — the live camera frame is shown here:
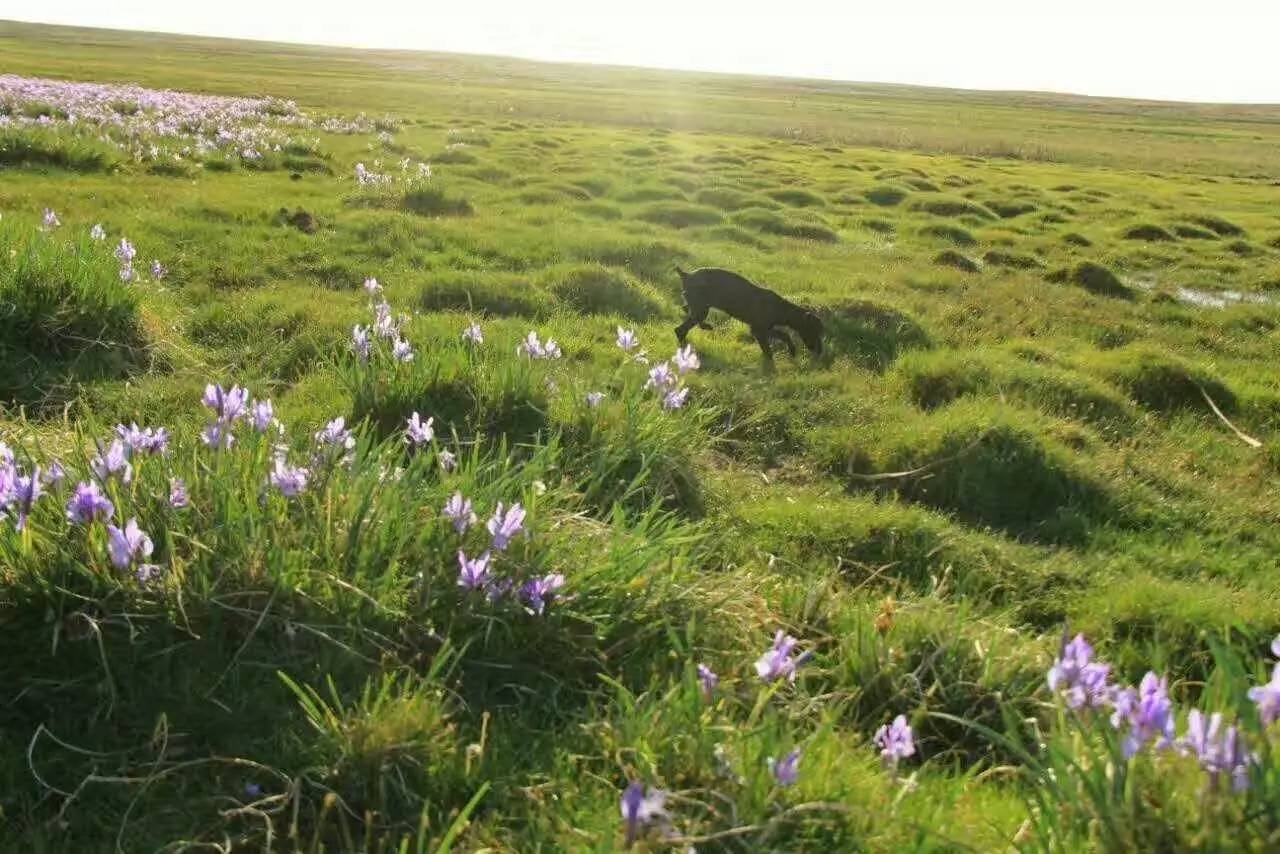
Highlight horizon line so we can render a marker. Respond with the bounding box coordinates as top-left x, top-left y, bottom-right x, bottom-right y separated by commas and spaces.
5, 17, 1280, 109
